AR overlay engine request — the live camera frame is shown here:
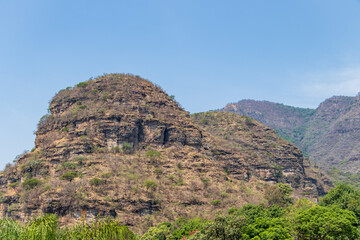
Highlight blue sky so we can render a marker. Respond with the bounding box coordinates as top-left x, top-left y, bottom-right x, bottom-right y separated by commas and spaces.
1, 0, 360, 168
